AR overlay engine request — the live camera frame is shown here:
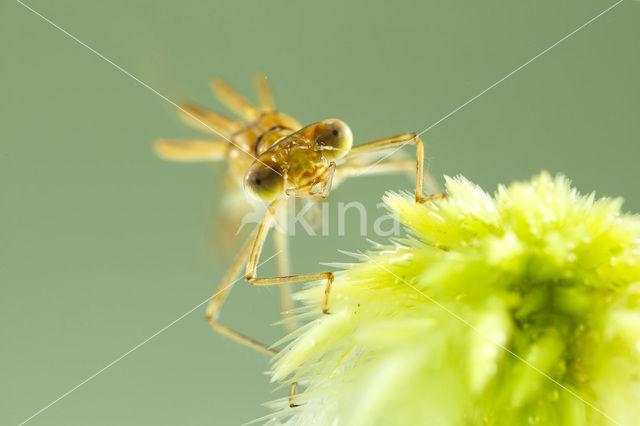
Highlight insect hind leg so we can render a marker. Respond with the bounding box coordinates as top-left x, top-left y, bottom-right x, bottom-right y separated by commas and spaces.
205, 228, 277, 356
